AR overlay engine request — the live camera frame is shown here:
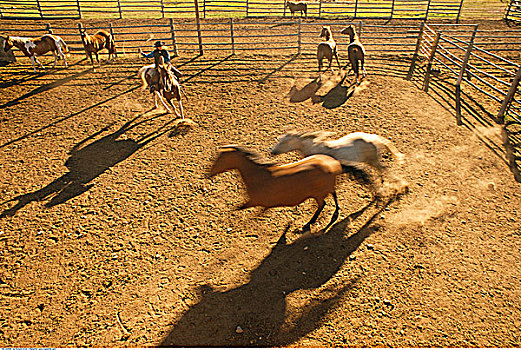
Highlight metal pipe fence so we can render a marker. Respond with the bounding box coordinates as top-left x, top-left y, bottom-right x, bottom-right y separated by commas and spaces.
0, 0, 465, 20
